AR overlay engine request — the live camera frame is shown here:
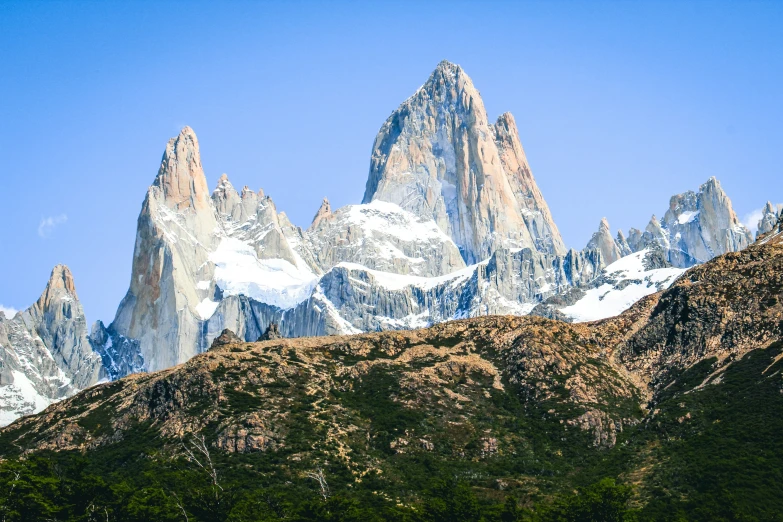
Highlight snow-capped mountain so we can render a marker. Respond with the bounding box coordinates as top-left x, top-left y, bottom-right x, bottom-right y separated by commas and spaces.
625, 177, 752, 267
363, 60, 566, 264
757, 202, 782, 238
0, 60, 764, 426
0, 266, 104, 425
